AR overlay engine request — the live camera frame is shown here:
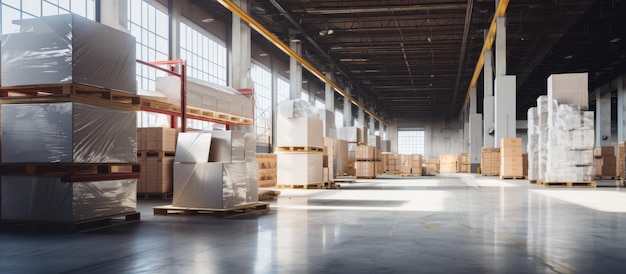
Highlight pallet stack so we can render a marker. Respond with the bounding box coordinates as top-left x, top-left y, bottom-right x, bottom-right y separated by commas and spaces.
382, 153, 402, 175
256, 153, 277, 187
593, 146, 616, 179
439, 154, 457, 173
401, 154, 423, 176
481, 148, 500, 176
426, 159, 440, 175
276, 100, 324, 188
137, 127, 177, 198
527, 107, 540, 182
337, 127, 368, 176
500, 138, 524, 179
0, 14, 140, 227
457, 153, 470, 173
356, 145, 378, 178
